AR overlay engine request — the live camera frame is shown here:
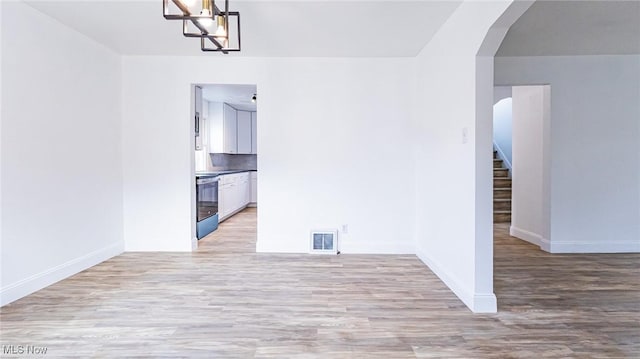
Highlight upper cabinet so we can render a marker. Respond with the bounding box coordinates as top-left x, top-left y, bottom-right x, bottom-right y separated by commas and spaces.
209, 102, 257, 155
209, 102, 237, 154
194, 86, 203, 150
222, 104, 238, 154
251, 112, 257, 154
237, 111, 252, 154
